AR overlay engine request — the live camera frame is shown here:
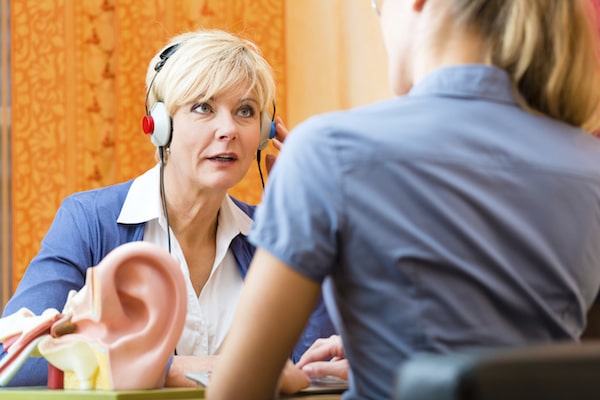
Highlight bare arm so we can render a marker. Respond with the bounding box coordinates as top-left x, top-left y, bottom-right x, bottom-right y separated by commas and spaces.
207, 249, 322, 399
